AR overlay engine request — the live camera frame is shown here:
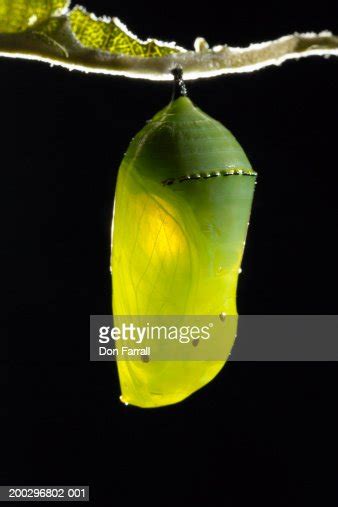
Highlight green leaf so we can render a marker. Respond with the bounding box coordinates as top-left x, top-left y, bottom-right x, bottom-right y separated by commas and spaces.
69, 6, 180, 57
0, 0, 337, 80
0, 0, 69, 33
